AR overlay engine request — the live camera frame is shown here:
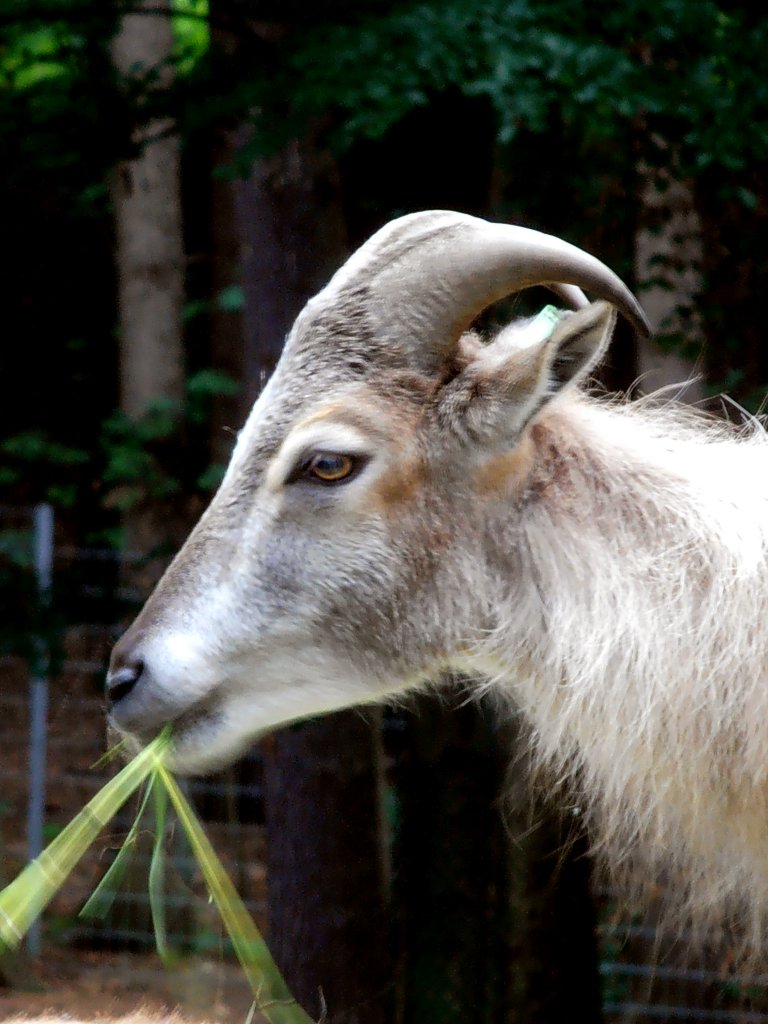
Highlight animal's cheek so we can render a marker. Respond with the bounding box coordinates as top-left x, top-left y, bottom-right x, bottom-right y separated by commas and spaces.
353, 456, 428, 517
241, 521, 381, 615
